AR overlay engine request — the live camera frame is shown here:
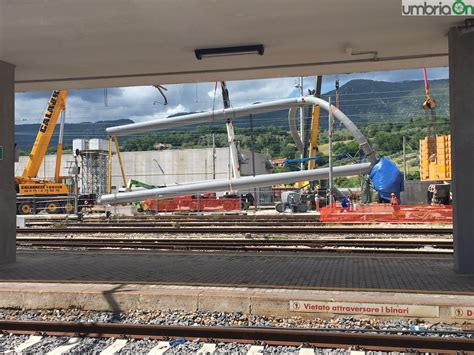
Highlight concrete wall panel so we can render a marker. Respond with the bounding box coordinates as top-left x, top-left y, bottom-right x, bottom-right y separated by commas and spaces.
449, 27, 474, 273
15, 148, 271, 192
0, 61, 15, 264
